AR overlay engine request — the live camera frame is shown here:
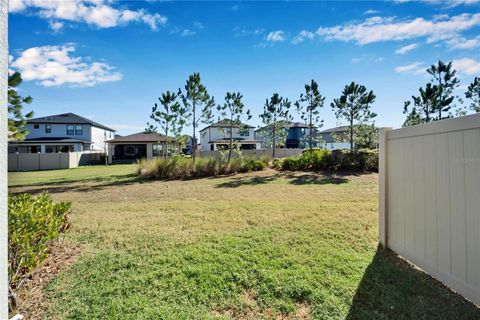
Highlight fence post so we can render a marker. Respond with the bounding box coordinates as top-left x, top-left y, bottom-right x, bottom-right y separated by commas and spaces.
378, 127, 391, 248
